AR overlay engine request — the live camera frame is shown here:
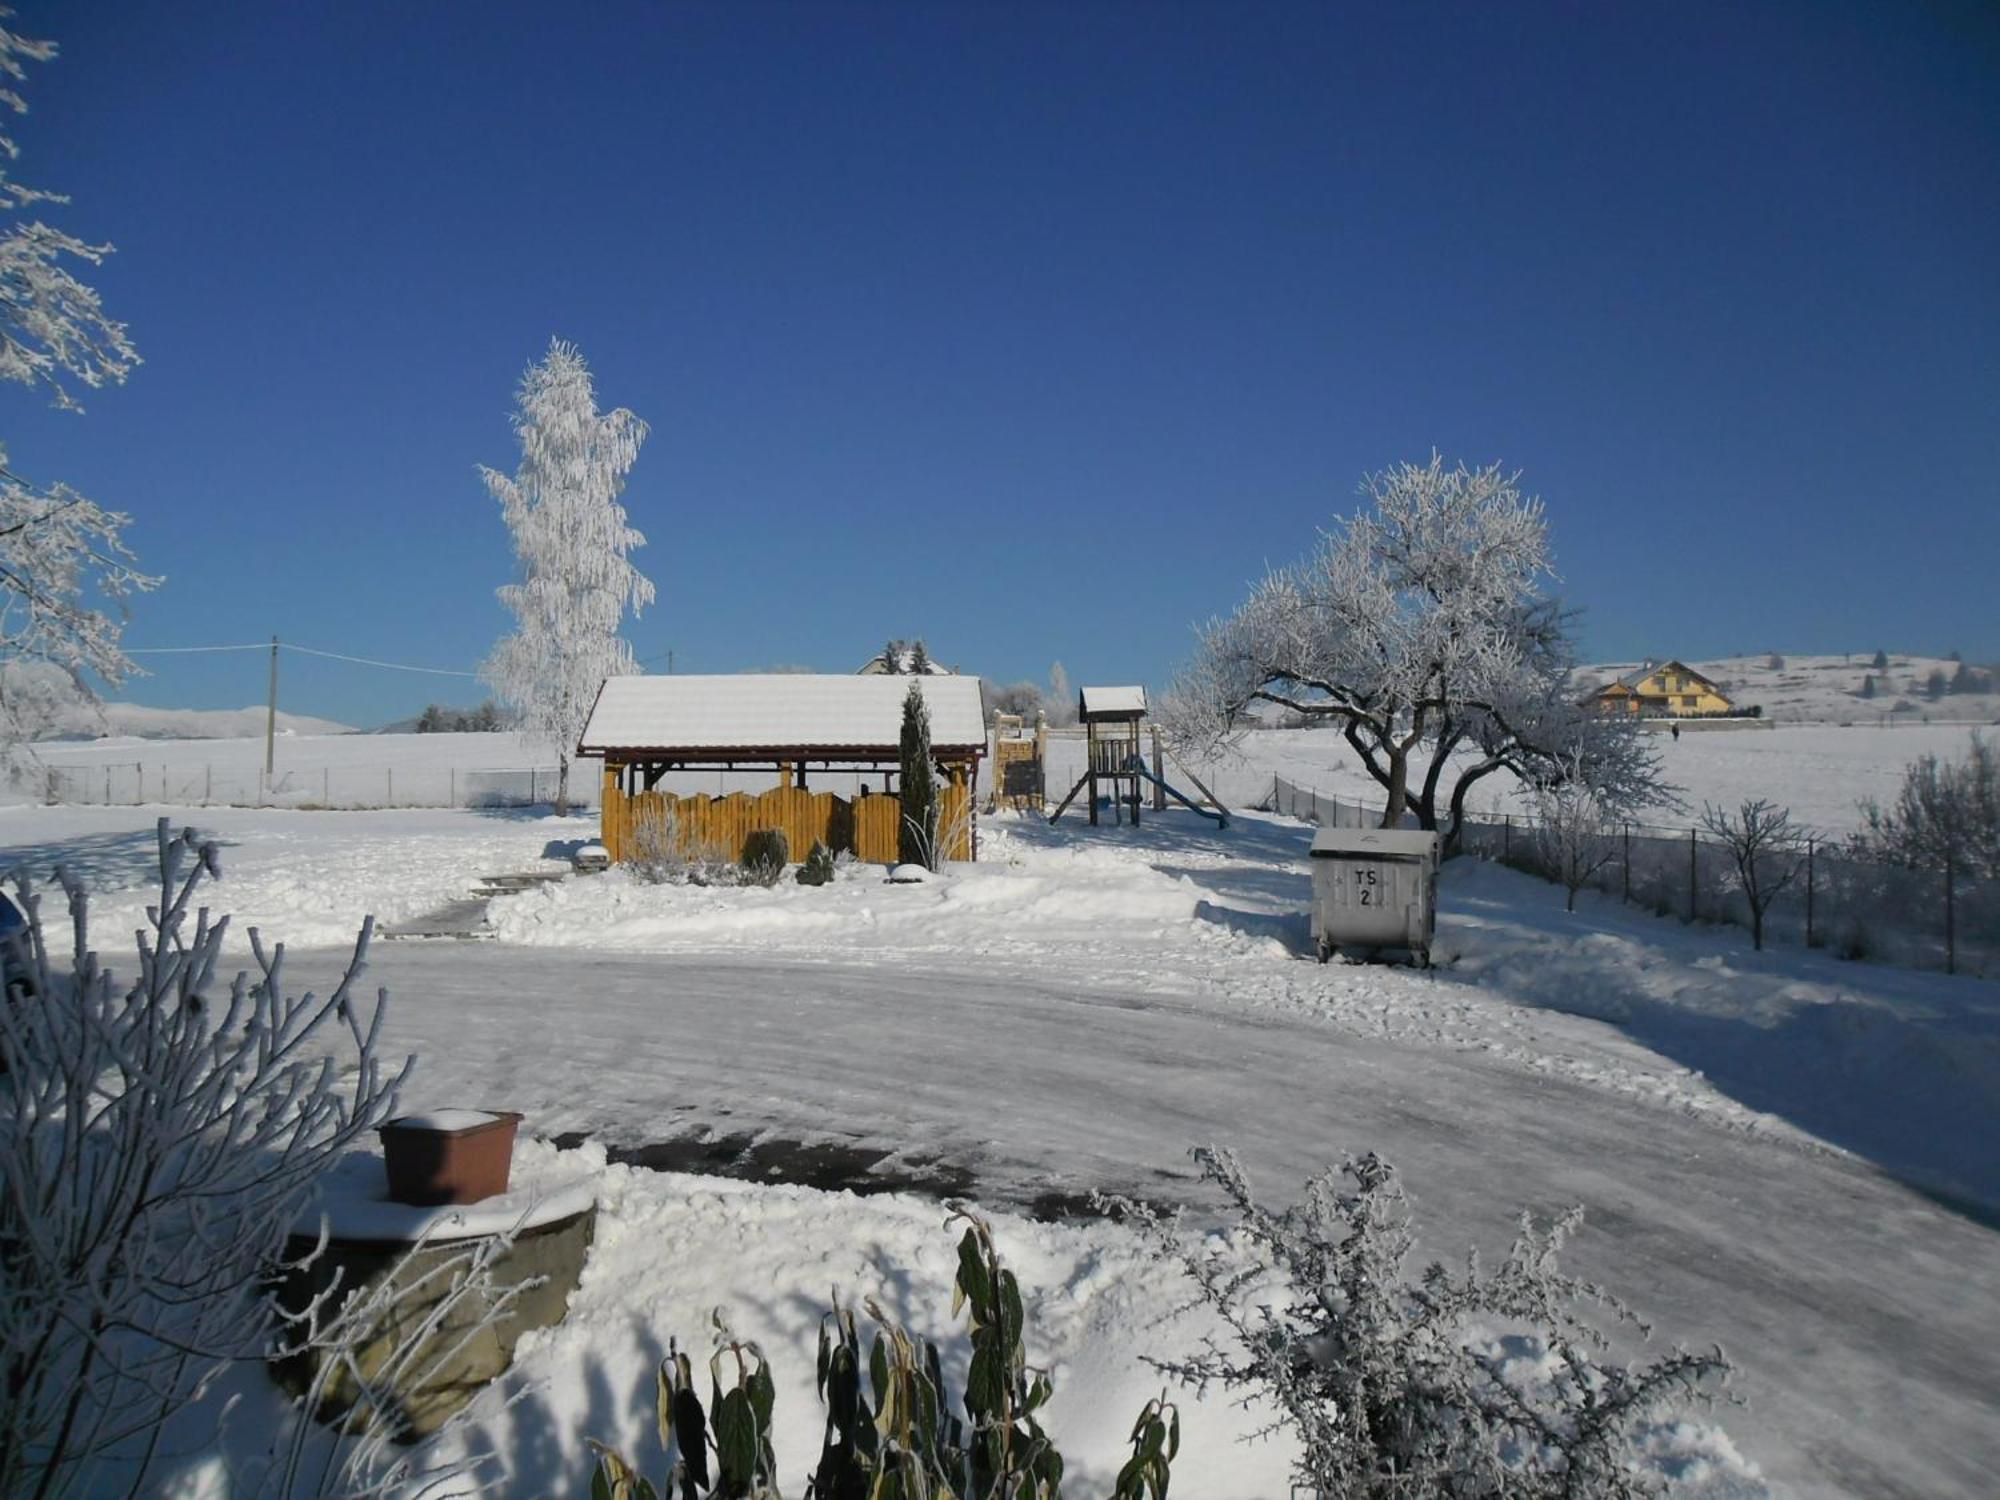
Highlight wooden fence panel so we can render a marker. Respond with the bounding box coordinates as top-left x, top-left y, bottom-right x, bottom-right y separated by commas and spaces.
600, 779, 973, 865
